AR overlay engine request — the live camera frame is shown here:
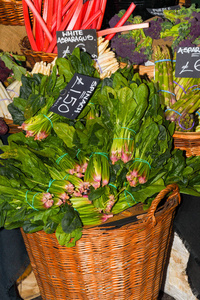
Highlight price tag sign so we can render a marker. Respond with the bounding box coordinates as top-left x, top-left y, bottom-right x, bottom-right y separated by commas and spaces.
175, 47, 200, 78
49, 73, 100, 119
56, 29, 98, 59
146, 5, 180, 17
